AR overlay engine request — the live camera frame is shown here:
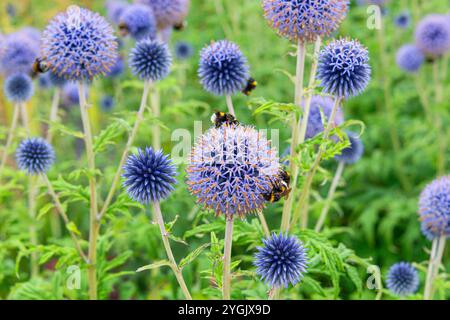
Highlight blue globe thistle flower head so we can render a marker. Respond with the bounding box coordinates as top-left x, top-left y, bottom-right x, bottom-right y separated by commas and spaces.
198, 40, 249, 96
129, 39, 172, 81
262, 0, 349, 43
119, 4, 157, 41
106, 0, 129, 25
107, 55, 125, 78
186, 124, 280, 217
334, 131, 364, 164
4, 73, 34, 103
12, 27, 42, 47
38, 73, 52, 89
396, 44, 424, 73
418, 176, 450, 240
49, 70, 68, 87
174, 41, 194, 60
254, 233, 308, 288
303, 95, 344, 140
16, 137, 55, 175
101, 95, 115, 111
415, 14, 450, 57
317, 38, 371, 98
122, 147, 177, 204
41, 6, 118, 81
136, 0, 190, 30
0, 36, 39, 75
386, 262, 419, 297
394, 11, 411, 29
